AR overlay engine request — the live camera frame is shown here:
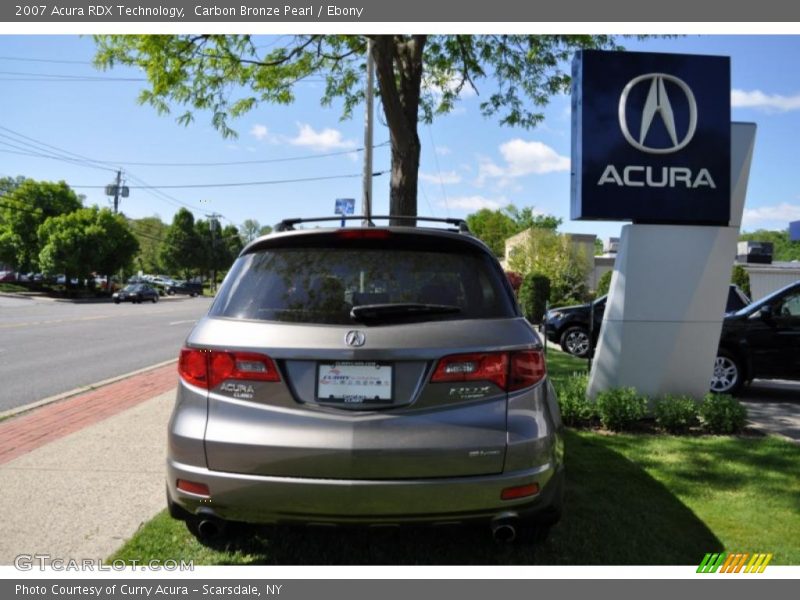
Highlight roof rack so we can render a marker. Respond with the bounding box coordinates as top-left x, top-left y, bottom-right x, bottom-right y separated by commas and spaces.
274, 215, 471, 233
